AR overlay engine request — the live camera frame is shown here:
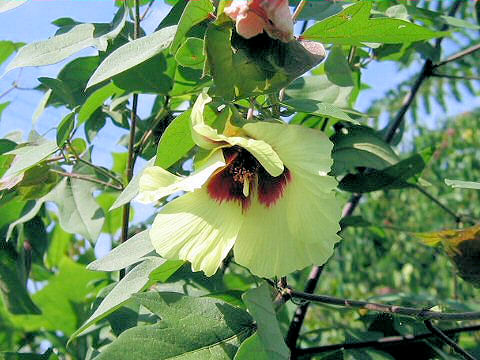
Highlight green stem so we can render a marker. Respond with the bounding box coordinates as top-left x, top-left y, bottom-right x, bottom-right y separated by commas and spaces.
120, 0, 141, 279
50, 169, 123, 190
